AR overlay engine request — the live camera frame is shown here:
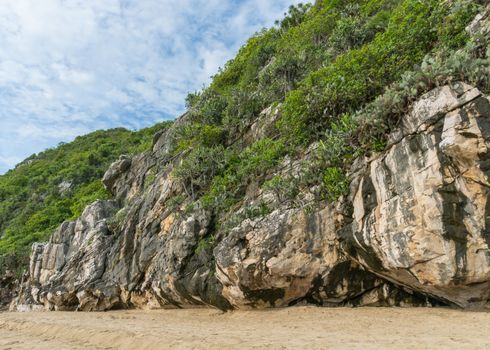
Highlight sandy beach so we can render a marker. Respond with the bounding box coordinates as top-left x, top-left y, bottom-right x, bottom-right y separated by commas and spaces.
0, 307, 489, 349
